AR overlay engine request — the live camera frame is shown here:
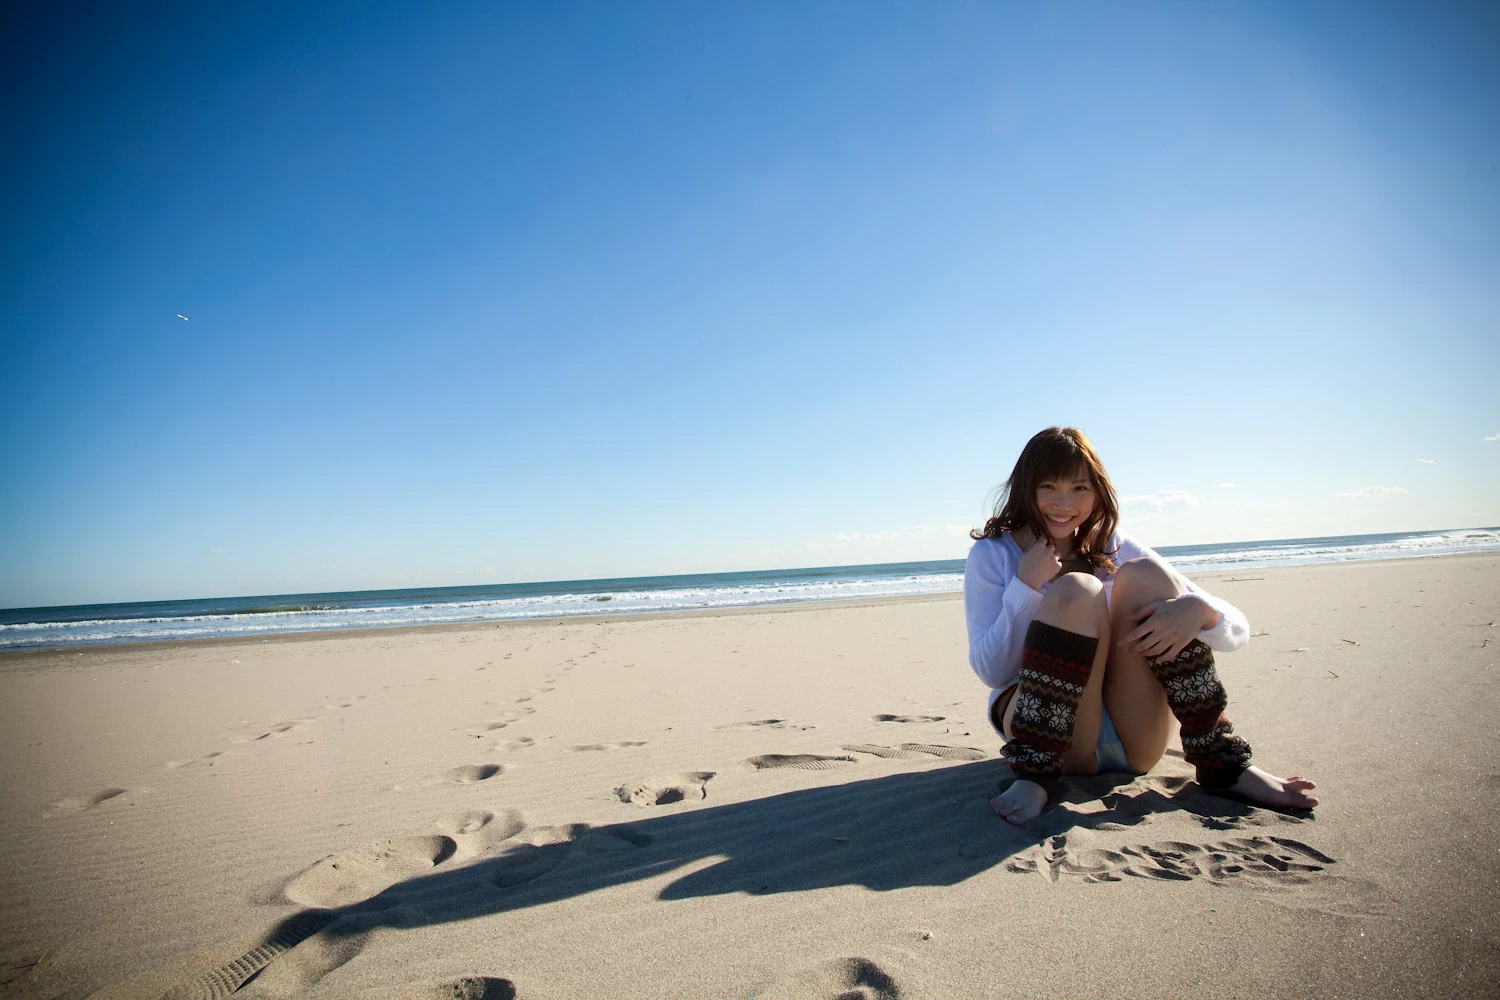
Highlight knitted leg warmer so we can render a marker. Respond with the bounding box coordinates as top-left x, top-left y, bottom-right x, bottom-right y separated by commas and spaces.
1000, 621, 1099, 785
1149, 640, 1252, 788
